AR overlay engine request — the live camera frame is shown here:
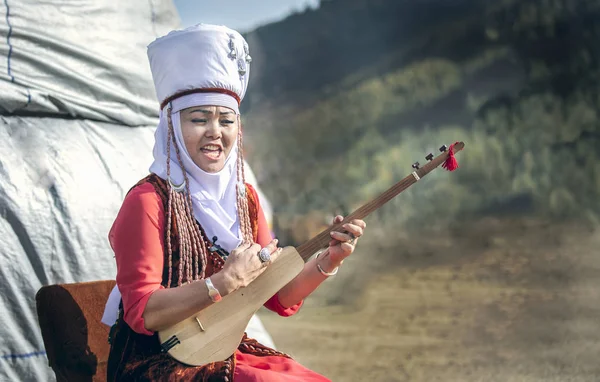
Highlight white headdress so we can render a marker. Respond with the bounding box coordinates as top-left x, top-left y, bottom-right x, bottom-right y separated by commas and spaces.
147, 23, 252, 114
